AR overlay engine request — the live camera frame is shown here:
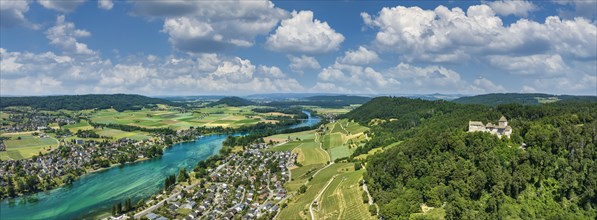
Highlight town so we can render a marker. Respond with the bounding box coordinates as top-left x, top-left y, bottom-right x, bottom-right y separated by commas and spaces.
129, 142, 294, 220
0, 137, 165, 198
